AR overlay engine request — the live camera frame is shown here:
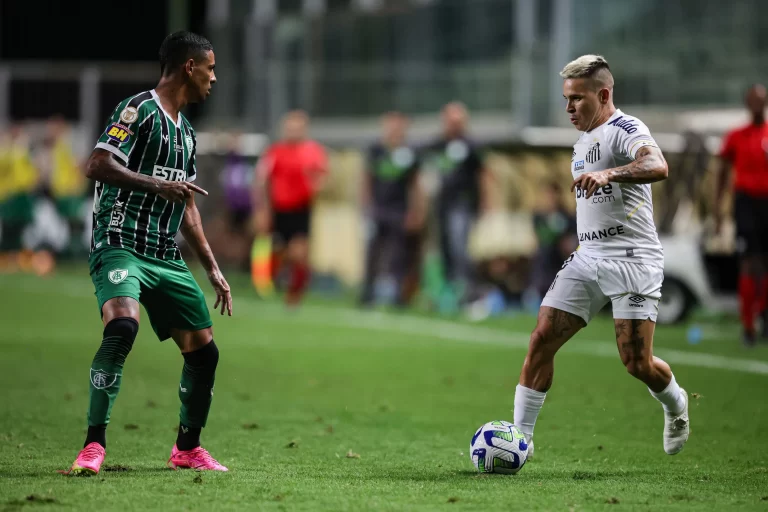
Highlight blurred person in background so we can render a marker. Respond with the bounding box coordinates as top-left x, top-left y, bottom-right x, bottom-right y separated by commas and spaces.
359, 111, 425, 307
33, 116, 88, 258
528, 181, 577, 300
0, 123, 38, 268
424, 102, 492, 310
254, 110, 328, 307
220, 132, 253, 233
715, 84, 768, 345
